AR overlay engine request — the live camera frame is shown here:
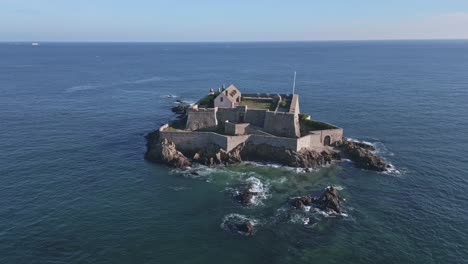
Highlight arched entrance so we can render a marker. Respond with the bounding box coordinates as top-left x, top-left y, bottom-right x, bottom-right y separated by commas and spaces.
323, 135, 331, 146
